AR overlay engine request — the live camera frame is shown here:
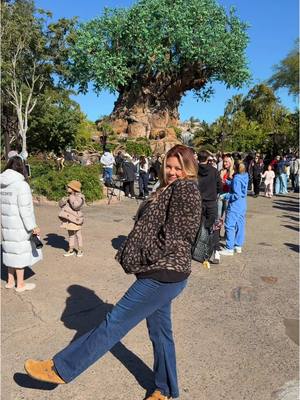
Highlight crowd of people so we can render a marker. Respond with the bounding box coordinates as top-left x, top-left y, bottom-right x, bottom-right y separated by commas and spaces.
1, 145, 299, 400
101, 149, 165, 199
100, 148, 299, 264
